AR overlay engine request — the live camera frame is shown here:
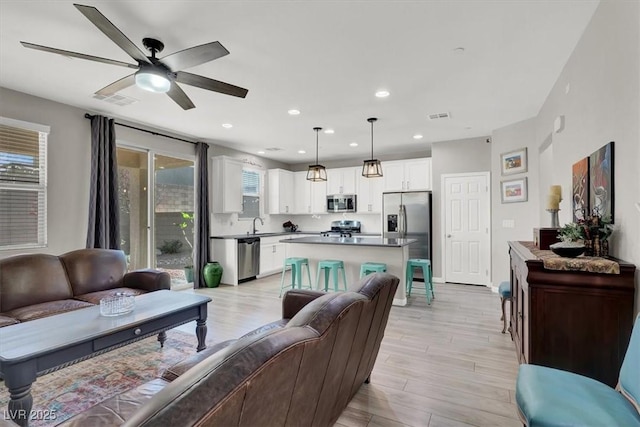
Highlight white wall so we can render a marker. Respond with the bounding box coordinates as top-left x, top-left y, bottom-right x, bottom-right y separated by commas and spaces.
490, 0, 640, 311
